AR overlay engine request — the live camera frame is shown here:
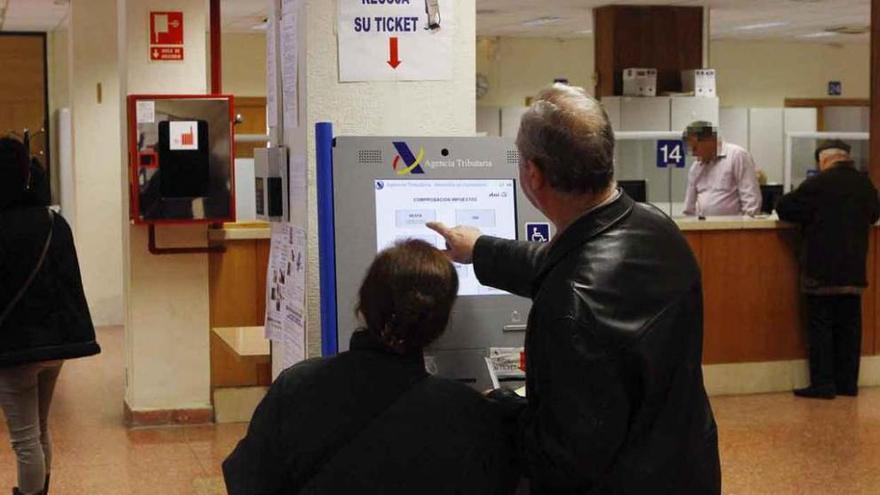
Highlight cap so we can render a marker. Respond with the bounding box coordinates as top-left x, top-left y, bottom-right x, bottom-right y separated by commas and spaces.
815, 139, 852, 162
683, 121, 717, 140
